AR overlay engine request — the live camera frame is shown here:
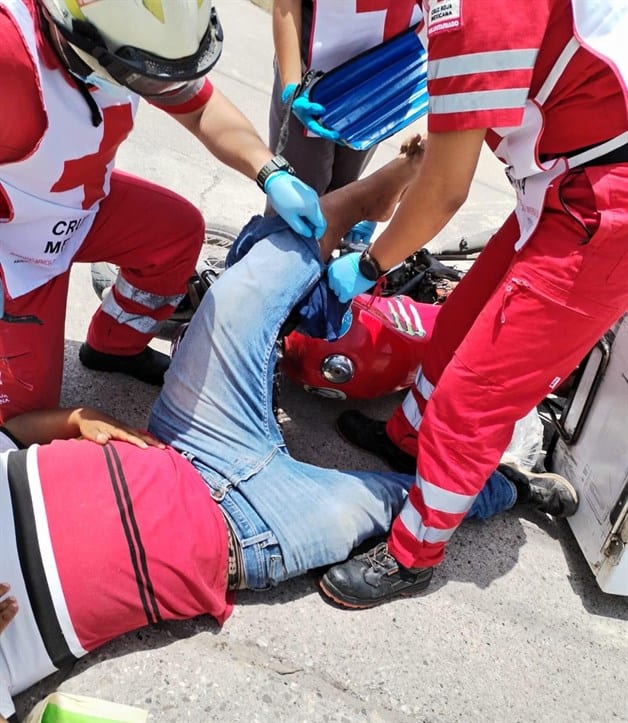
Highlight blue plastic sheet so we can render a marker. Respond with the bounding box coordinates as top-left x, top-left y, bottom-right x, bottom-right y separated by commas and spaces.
304, 25, 428, 151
